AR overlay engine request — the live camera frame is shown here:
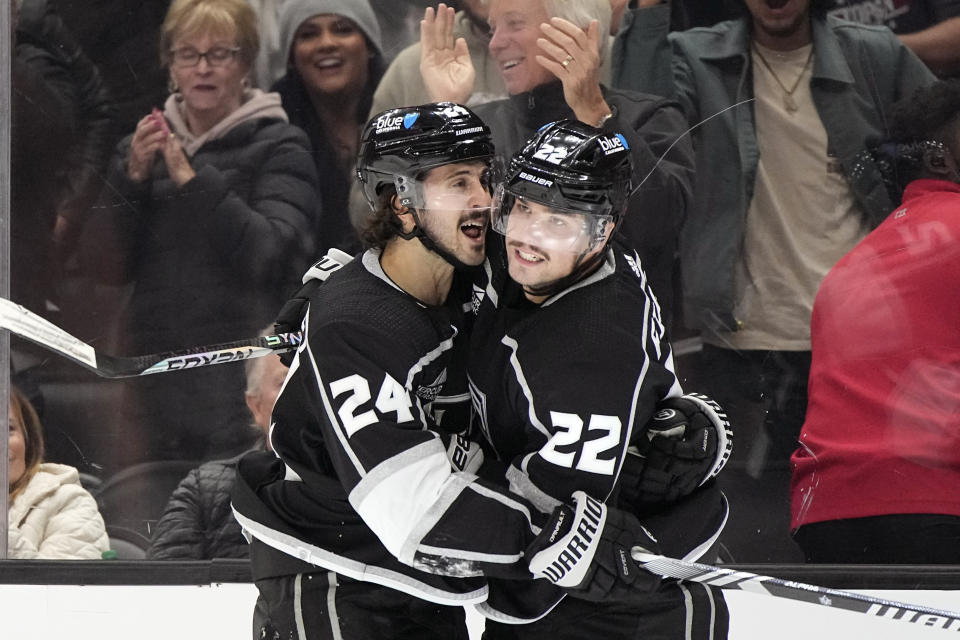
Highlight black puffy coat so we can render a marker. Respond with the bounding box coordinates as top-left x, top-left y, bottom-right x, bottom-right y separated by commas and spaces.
147, 453, 251, 560
13, 0, 115, 313
87, 110, 319, 464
